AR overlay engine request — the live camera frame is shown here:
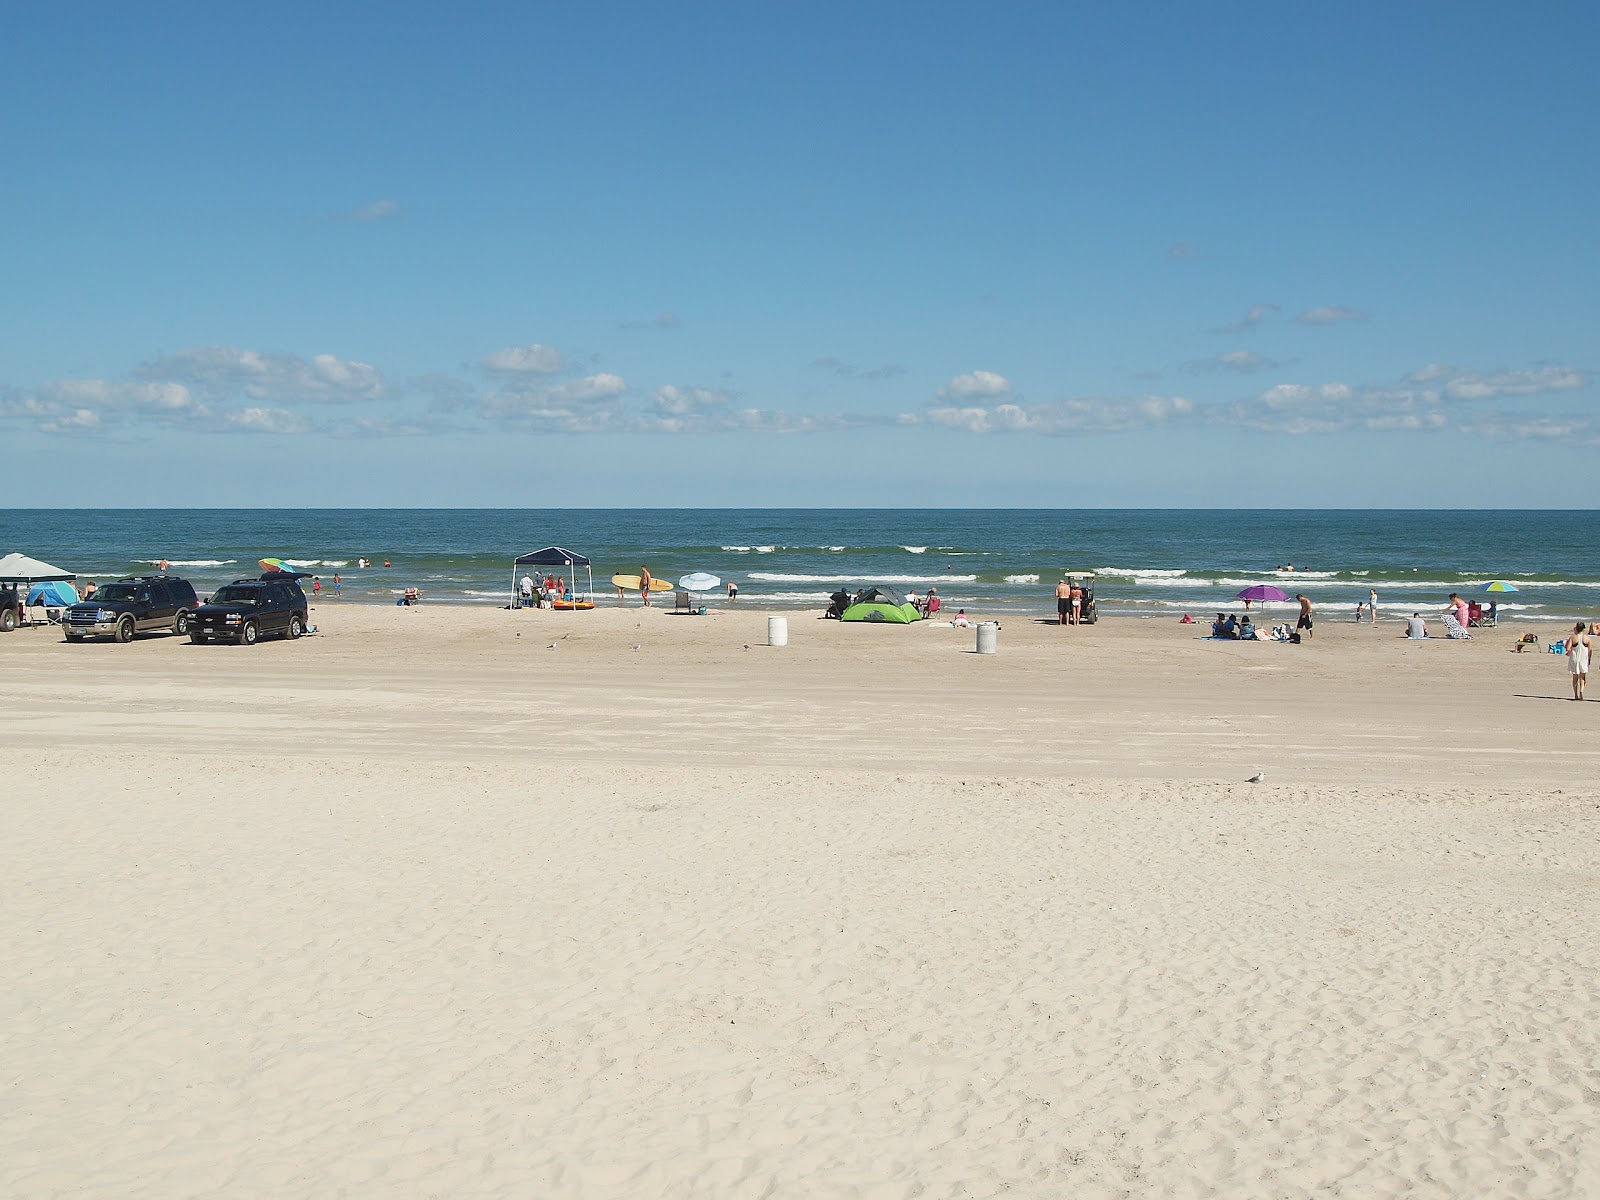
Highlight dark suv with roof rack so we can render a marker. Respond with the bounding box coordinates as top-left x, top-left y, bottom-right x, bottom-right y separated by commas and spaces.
190, 573, 310, 645
63, 576, 199, 642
